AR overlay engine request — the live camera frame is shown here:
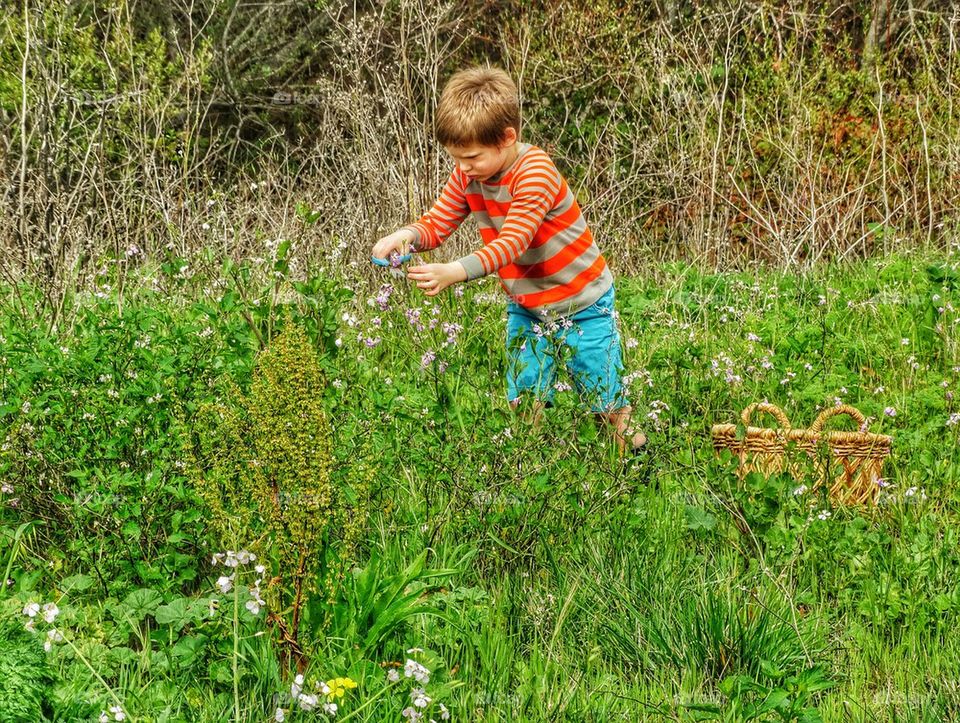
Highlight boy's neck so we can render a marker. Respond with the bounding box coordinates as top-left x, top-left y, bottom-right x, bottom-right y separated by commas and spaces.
497, 142, 520, 174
